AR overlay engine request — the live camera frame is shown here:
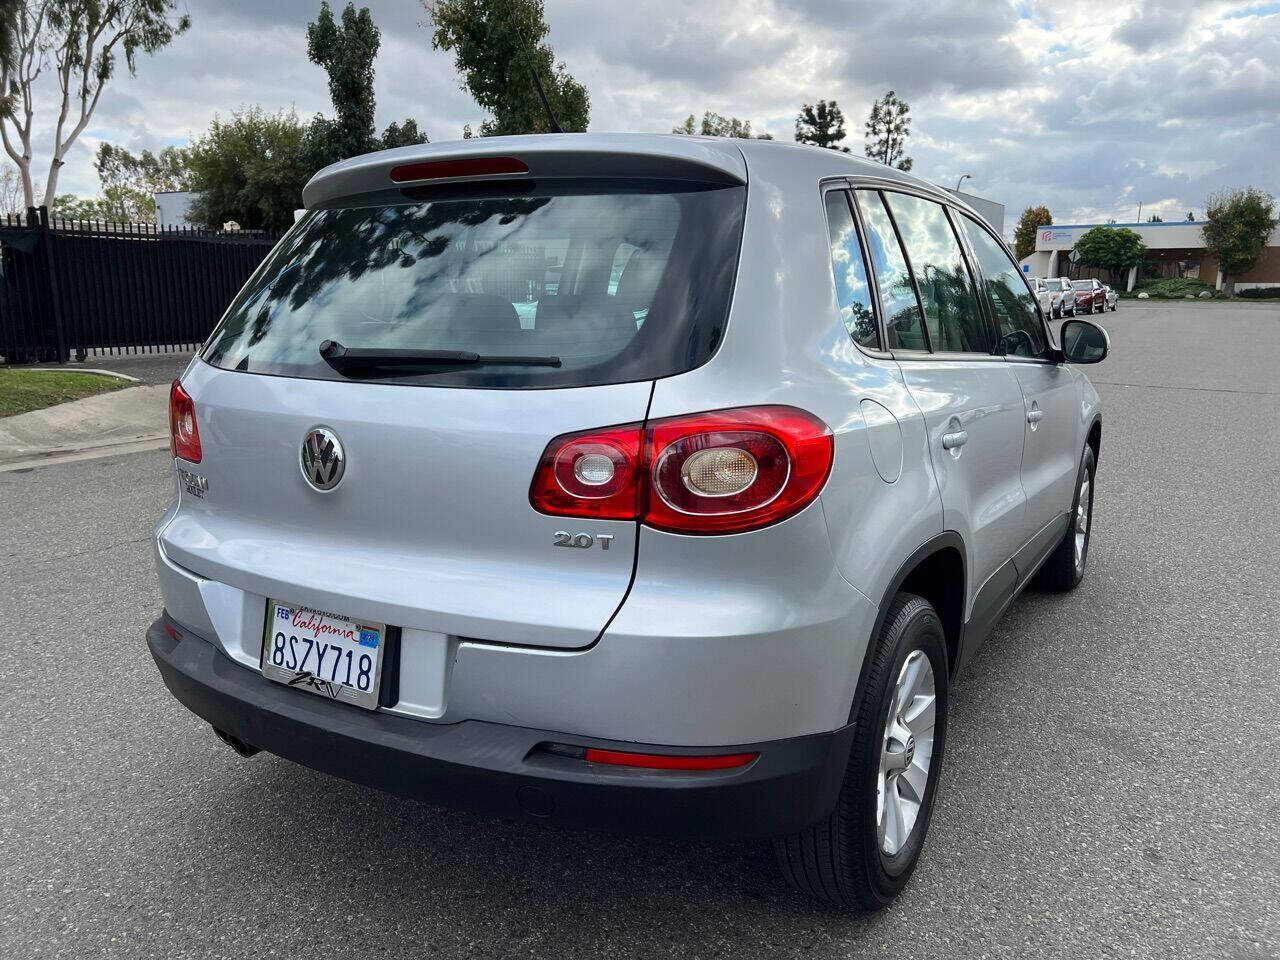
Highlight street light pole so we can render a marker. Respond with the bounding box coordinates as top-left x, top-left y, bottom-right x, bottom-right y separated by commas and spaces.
955, 174, 972, 192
